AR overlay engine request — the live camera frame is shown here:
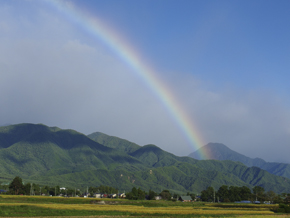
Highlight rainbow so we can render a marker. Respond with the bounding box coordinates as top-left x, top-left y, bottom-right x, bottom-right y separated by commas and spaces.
46, 0, 208, 159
